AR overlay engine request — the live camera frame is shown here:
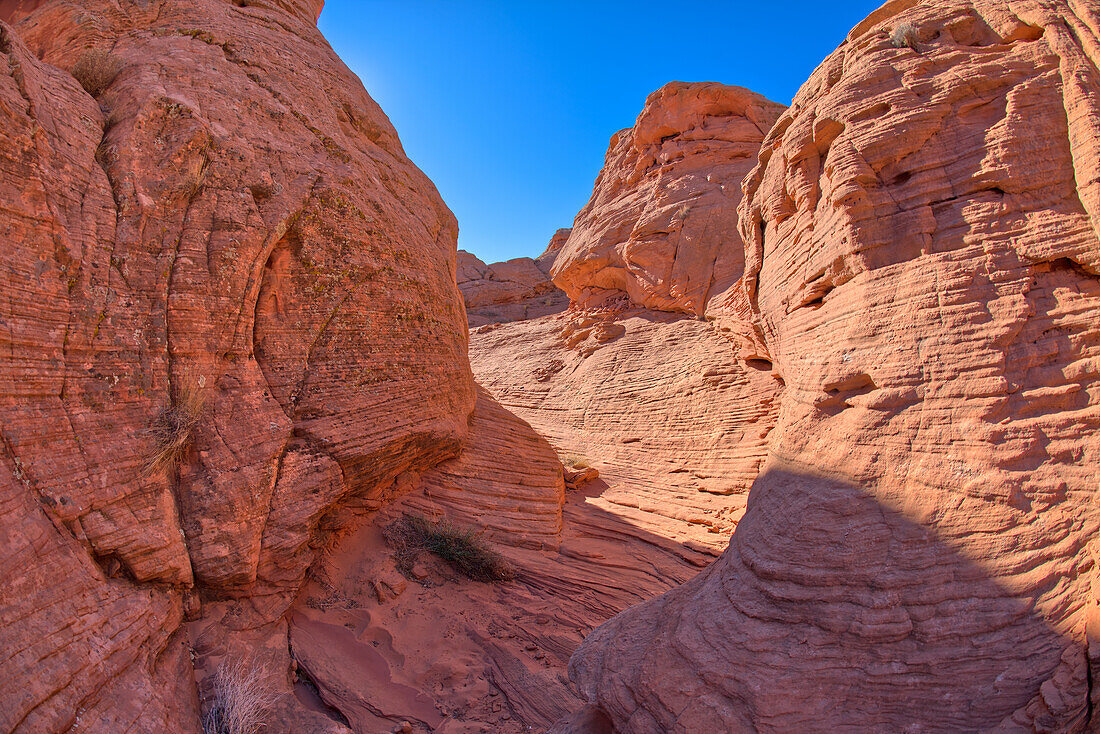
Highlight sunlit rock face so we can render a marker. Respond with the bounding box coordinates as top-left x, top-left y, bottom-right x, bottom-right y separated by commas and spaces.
568, 1, 1100, 731
552, 82, 785, 317
457, 229, 570, 326
0, 0, 474, 730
